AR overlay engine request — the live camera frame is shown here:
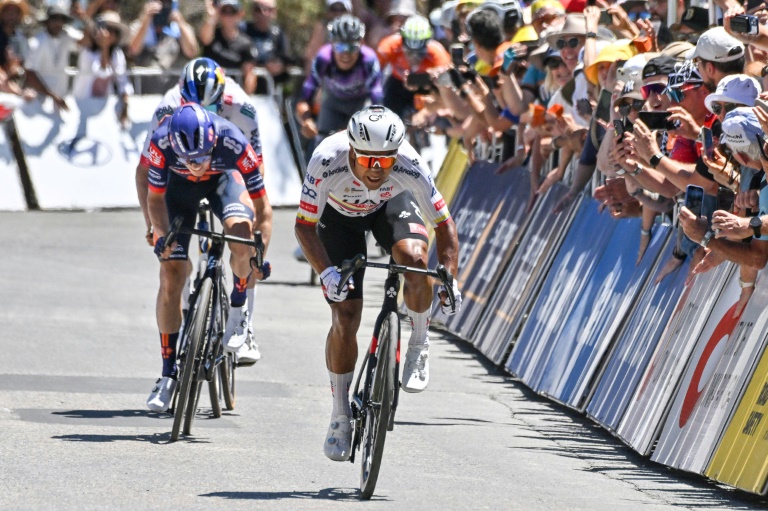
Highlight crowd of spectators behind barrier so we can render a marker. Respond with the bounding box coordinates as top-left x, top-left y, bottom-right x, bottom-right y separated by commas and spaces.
6, 0, 768, 315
